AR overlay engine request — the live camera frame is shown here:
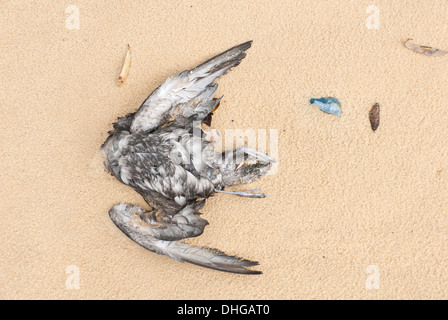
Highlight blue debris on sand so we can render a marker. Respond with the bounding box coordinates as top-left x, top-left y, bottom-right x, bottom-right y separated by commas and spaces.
310, 97, 342, 116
